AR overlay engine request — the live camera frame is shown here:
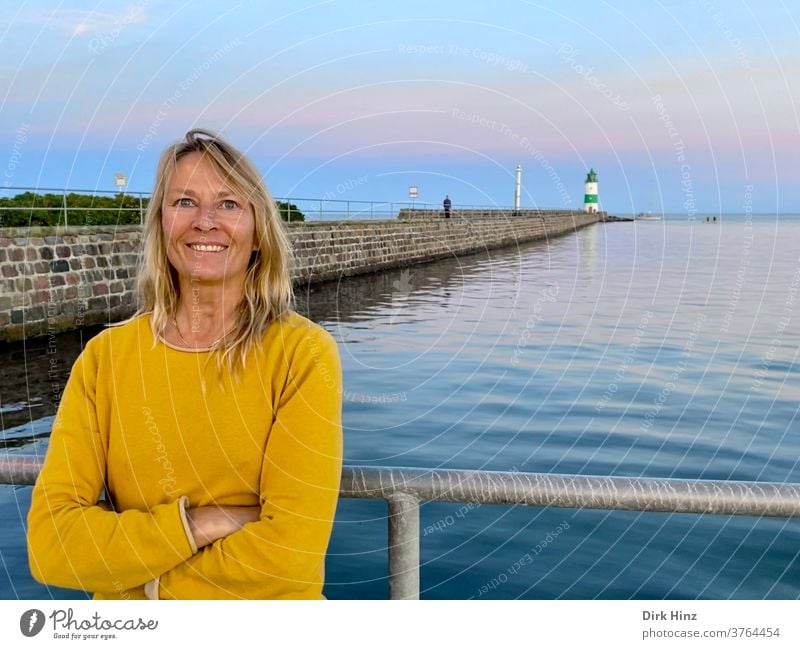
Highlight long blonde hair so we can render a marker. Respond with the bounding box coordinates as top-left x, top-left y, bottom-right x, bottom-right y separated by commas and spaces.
136, 128, 294, 372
